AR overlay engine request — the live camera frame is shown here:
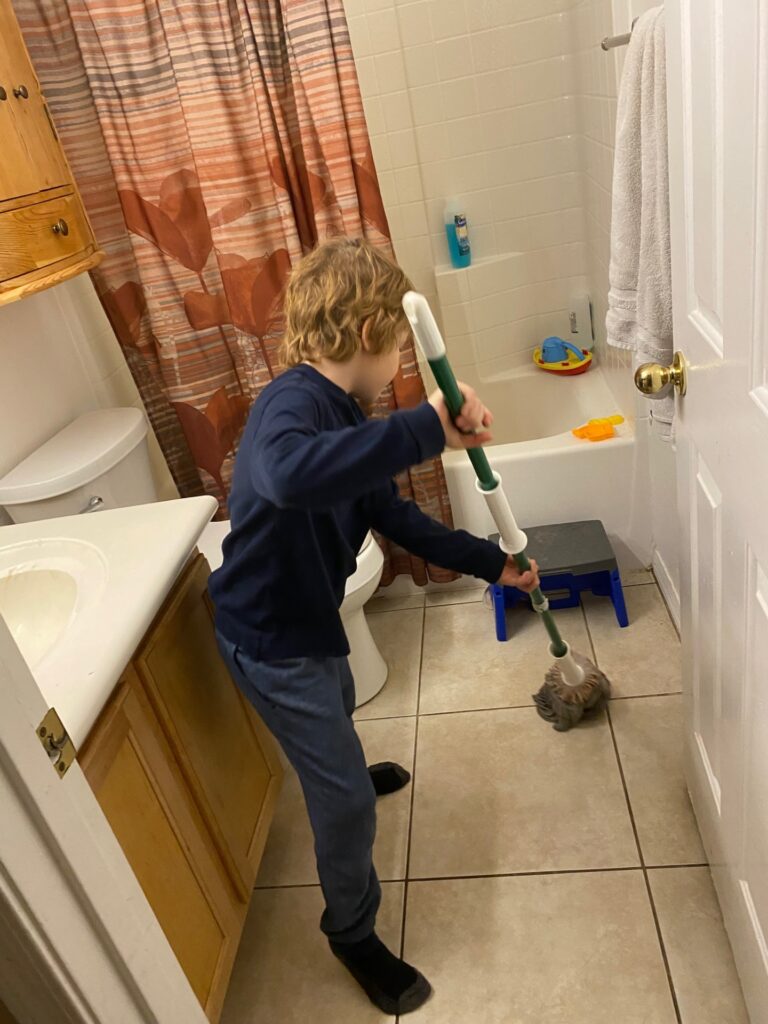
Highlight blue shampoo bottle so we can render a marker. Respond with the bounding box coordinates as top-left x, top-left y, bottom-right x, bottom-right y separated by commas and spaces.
444, 200, 471, 268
